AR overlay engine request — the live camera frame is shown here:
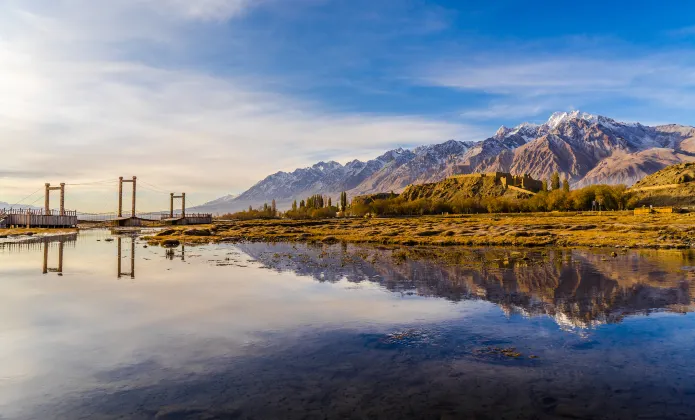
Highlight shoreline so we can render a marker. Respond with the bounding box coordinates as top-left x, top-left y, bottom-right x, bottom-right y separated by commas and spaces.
0, 227, 78, 240
141, 212, 695, 250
